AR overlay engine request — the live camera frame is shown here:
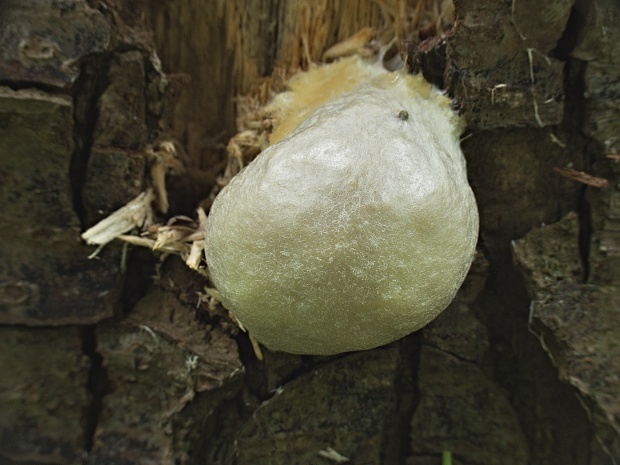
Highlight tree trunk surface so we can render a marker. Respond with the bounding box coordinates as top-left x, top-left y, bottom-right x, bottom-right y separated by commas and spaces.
0, 1, 618, 464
